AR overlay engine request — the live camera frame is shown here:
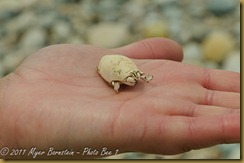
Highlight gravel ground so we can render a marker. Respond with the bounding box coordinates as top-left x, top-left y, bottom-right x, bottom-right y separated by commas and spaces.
0, 0, 240, 159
